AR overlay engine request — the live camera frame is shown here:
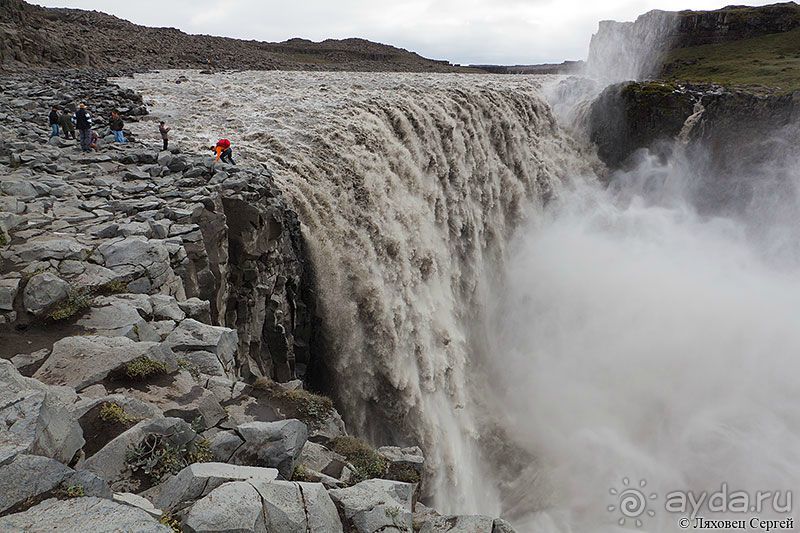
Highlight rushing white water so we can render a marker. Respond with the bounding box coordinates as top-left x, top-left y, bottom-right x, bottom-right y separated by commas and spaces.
118, 68, 800, 532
